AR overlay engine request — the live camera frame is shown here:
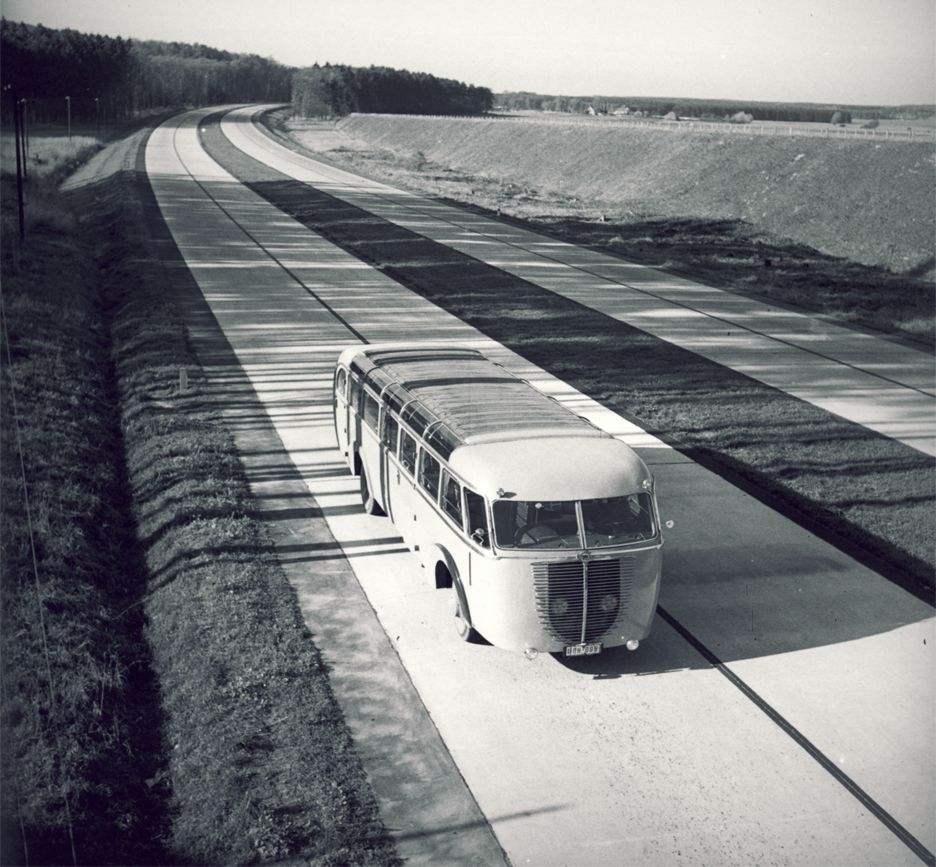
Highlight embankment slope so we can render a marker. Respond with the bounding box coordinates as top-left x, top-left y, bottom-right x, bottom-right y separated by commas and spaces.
338, 114, 935, 275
